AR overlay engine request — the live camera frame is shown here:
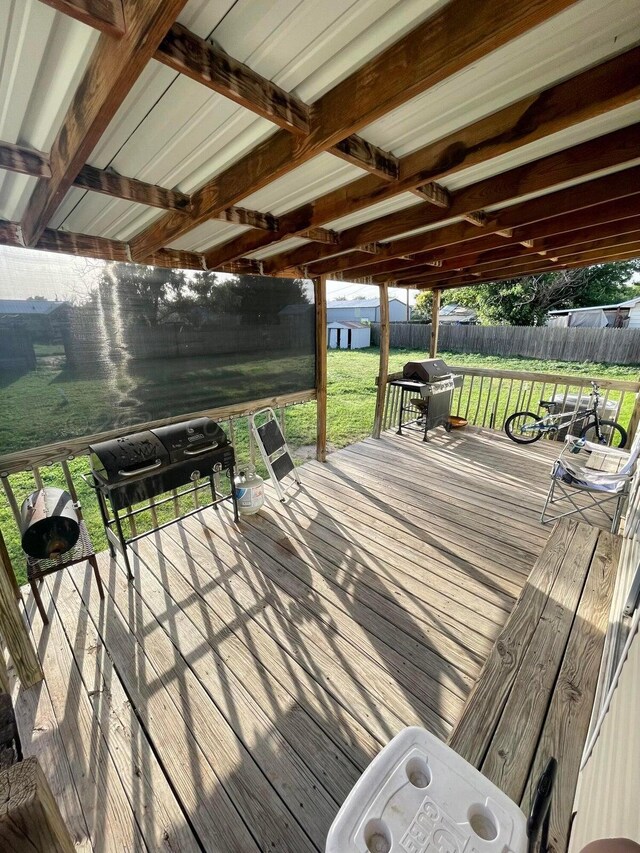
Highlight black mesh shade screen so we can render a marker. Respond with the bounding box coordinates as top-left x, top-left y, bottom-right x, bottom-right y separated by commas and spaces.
0, 248, 315, 456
